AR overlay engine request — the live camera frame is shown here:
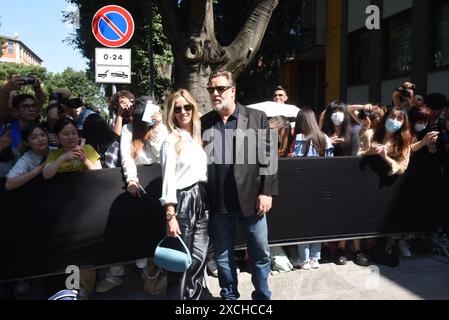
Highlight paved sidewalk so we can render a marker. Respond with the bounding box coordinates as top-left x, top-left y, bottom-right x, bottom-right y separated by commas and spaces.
92, 253, 449, 300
